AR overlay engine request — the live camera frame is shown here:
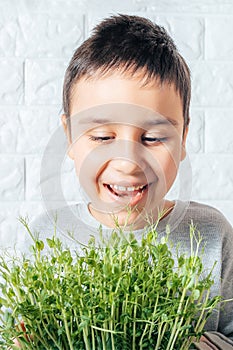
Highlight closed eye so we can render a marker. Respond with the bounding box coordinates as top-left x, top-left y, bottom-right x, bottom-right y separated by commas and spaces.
88, 136, 114, 143
141, 136, 167, 144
